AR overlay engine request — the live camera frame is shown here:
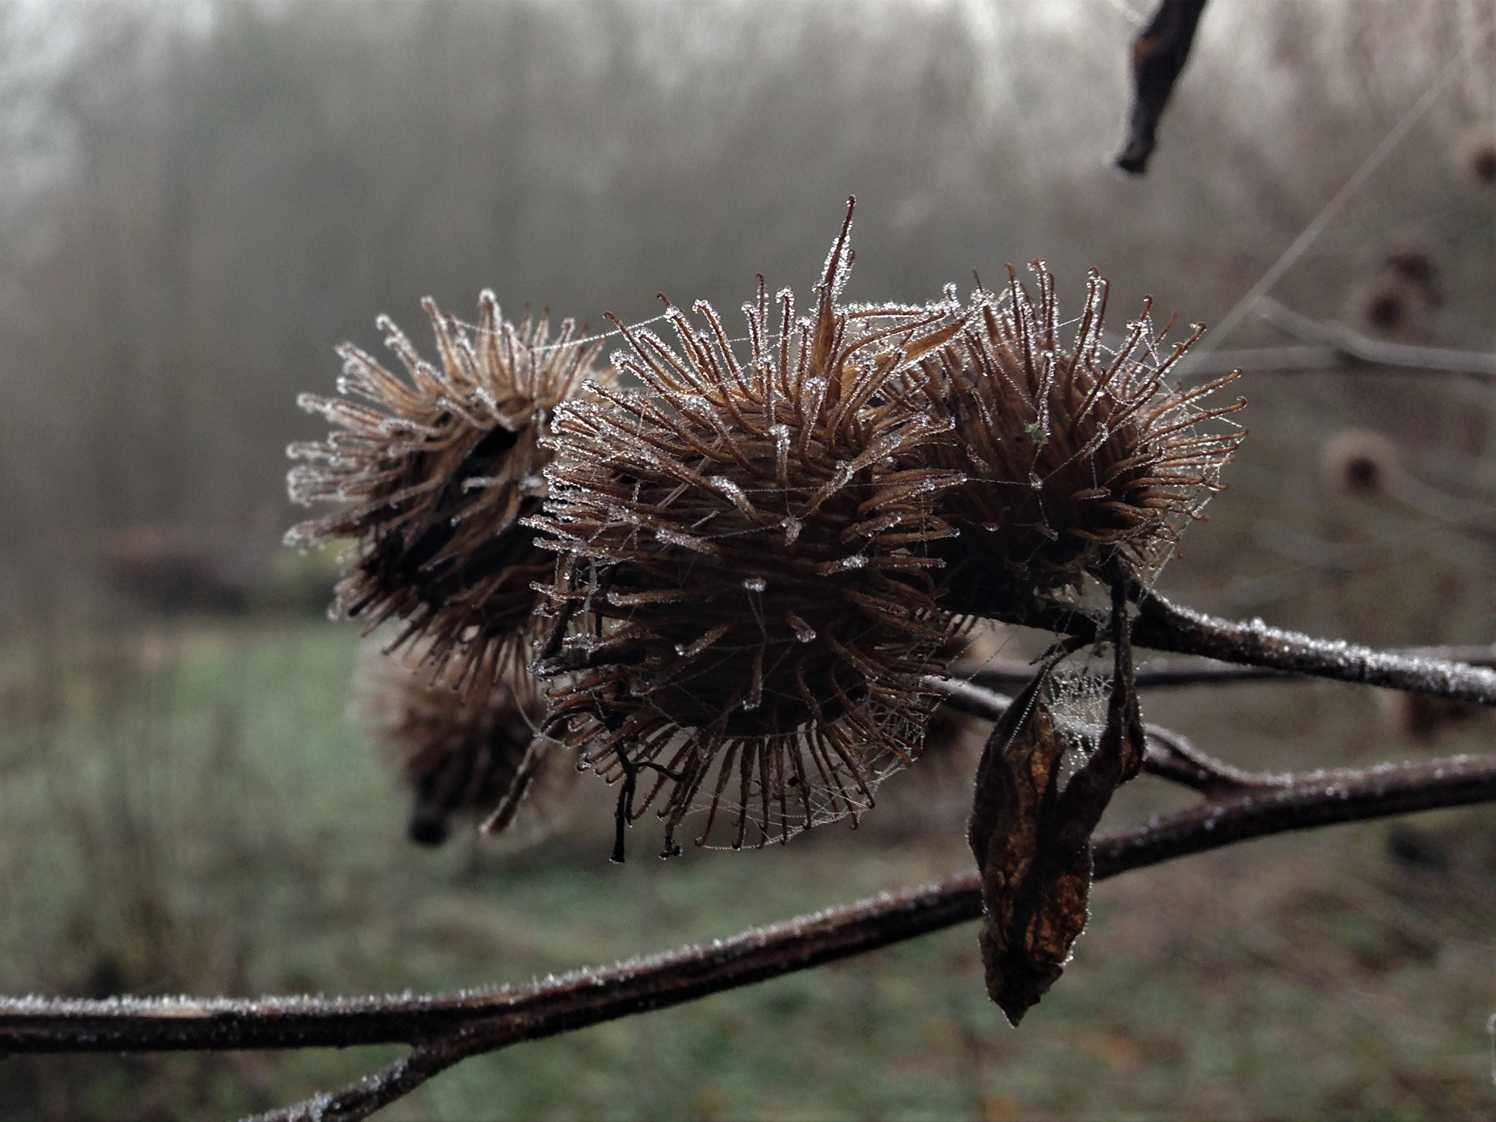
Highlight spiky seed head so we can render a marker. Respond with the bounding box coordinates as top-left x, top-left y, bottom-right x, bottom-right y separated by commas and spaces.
529, 202, 964, 854
352, 639, 573, 846
1322, 429, 1399, 497
286, 293, 605, 693
905, 264, 1245, 601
